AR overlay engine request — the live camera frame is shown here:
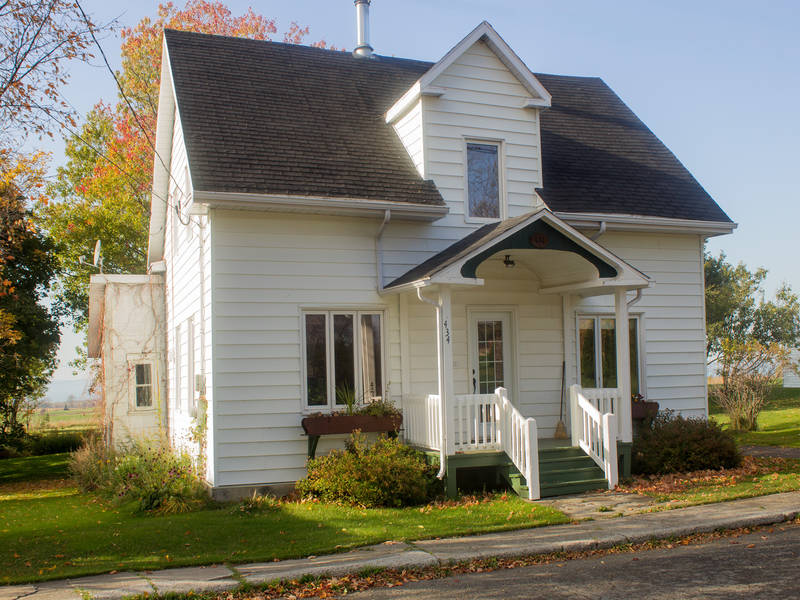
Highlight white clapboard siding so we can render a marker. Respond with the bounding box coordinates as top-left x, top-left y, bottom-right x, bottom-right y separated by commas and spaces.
210, 211, 402, 487
567, 232, 709, 418
784, 350, 800, 388
163, 111, 214, 482
382, 39, 545, 284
